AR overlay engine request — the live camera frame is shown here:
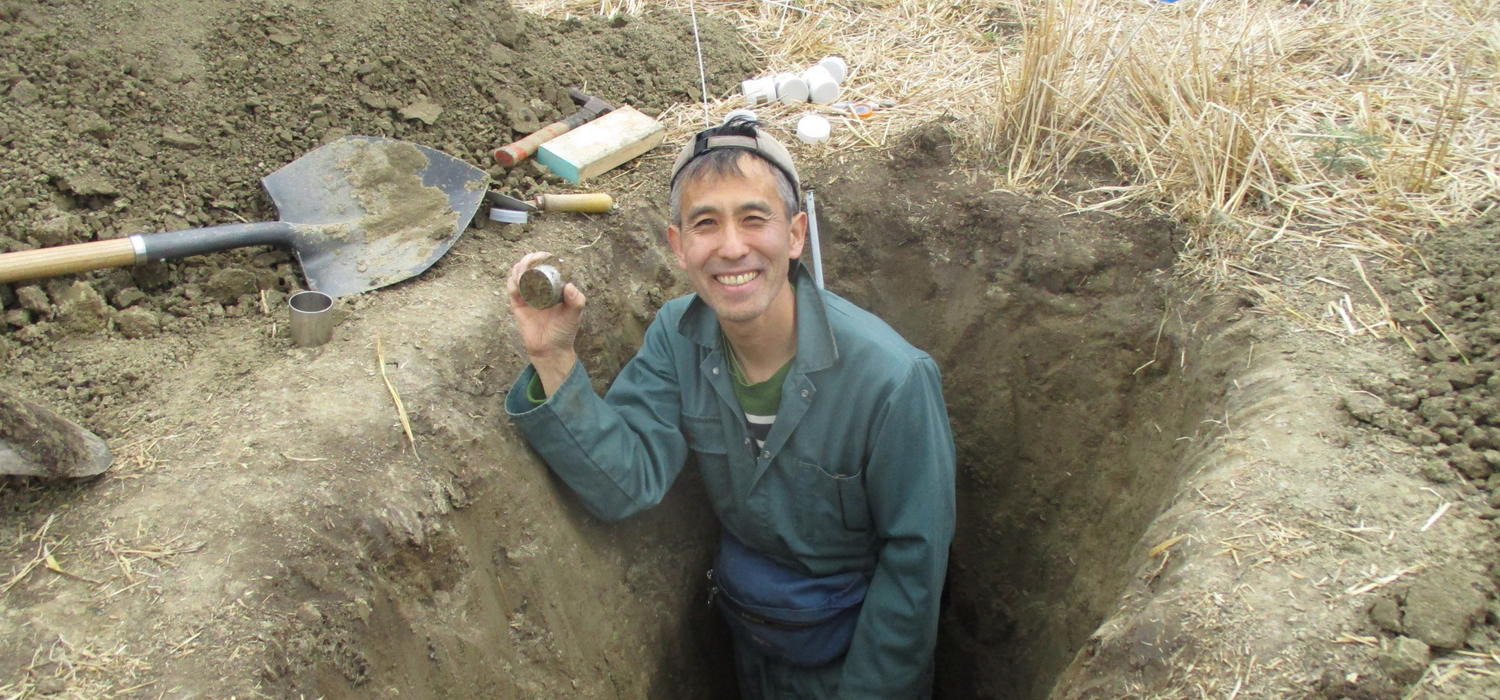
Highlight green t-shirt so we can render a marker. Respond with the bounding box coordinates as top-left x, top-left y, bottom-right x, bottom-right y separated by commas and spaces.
725, 335, 791, 453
